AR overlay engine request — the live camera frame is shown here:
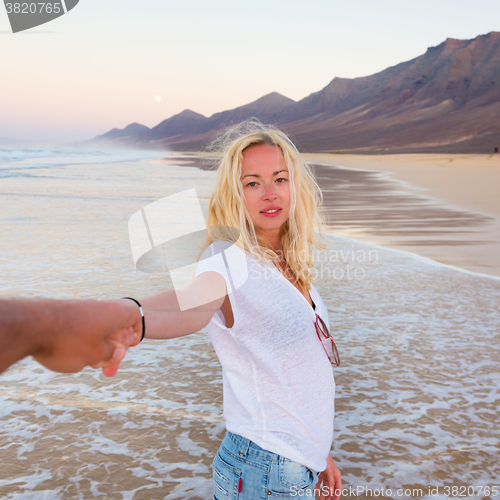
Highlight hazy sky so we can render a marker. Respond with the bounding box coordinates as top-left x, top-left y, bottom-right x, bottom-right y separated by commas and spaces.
1, 0, 499, 143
